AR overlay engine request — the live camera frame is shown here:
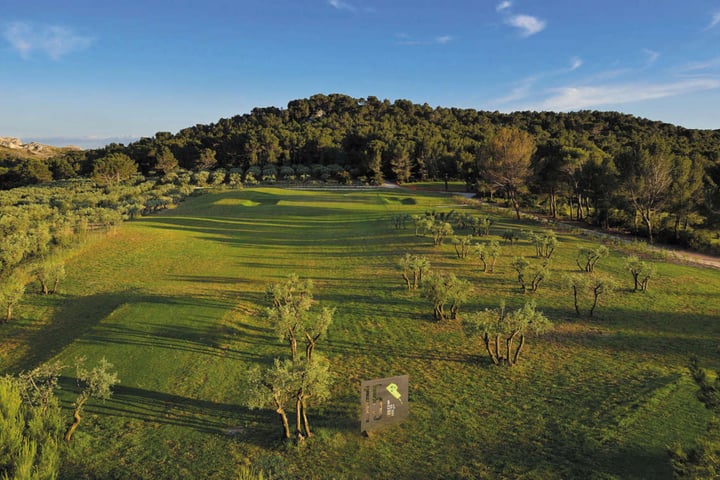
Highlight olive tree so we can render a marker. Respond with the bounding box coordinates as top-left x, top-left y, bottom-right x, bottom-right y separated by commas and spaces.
510, 257, 550, 294
462, 301, 552, 366
246, 356, 332, 443
266, 274, 314, 361
35, 258, 66, 295
452, 235, 473, 259
64, 357, 119, 442
527, 230, 558, 259
625, 255, 656, 292
422, 272, 470, 321
0, 272, 27, 323
564, 273, 617, 317
576, 245, 609, 273
398, 253, 430, 290
472, 240, 501, 273
246, 358, 297, 441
